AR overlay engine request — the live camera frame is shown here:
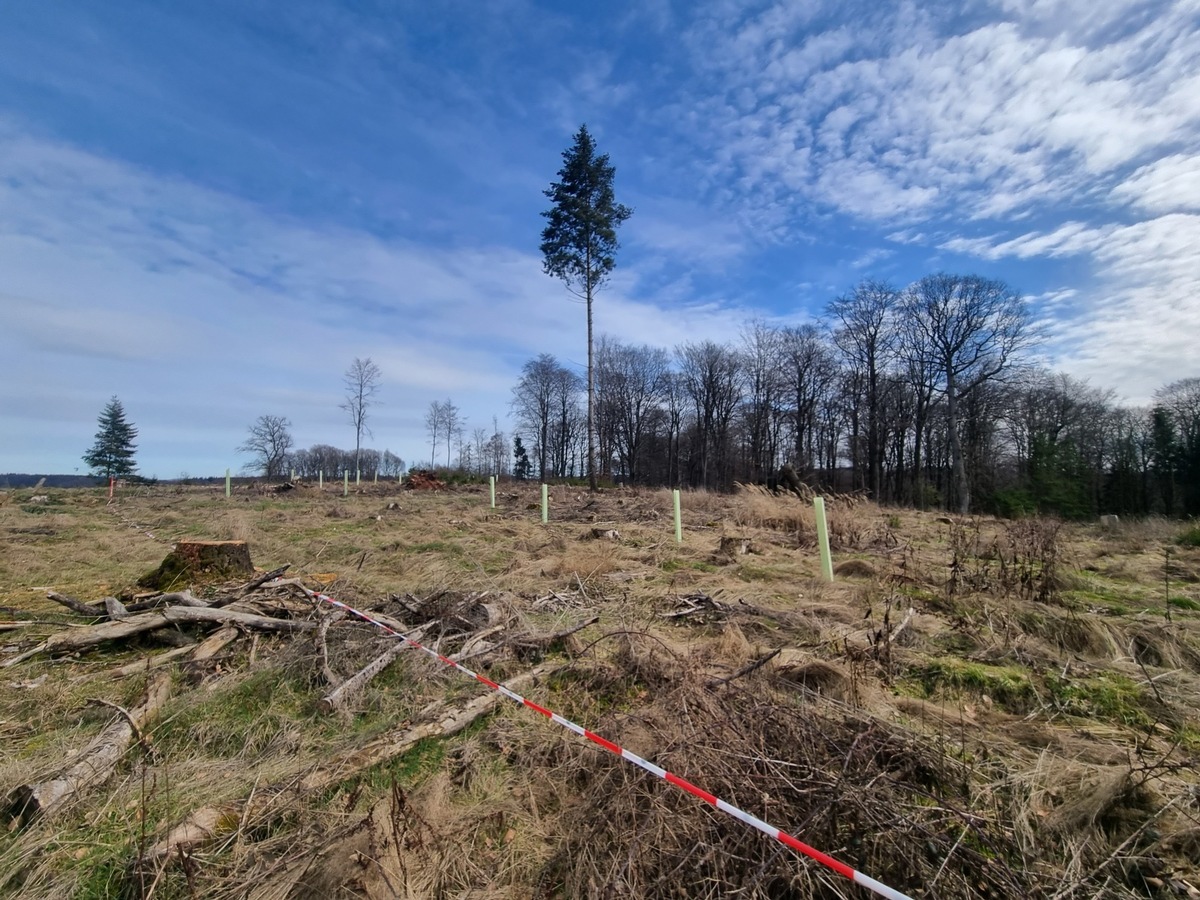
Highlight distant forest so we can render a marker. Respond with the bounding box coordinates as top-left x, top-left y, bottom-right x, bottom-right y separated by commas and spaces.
504, 279, 1199, 520
0, 474, 100, 489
